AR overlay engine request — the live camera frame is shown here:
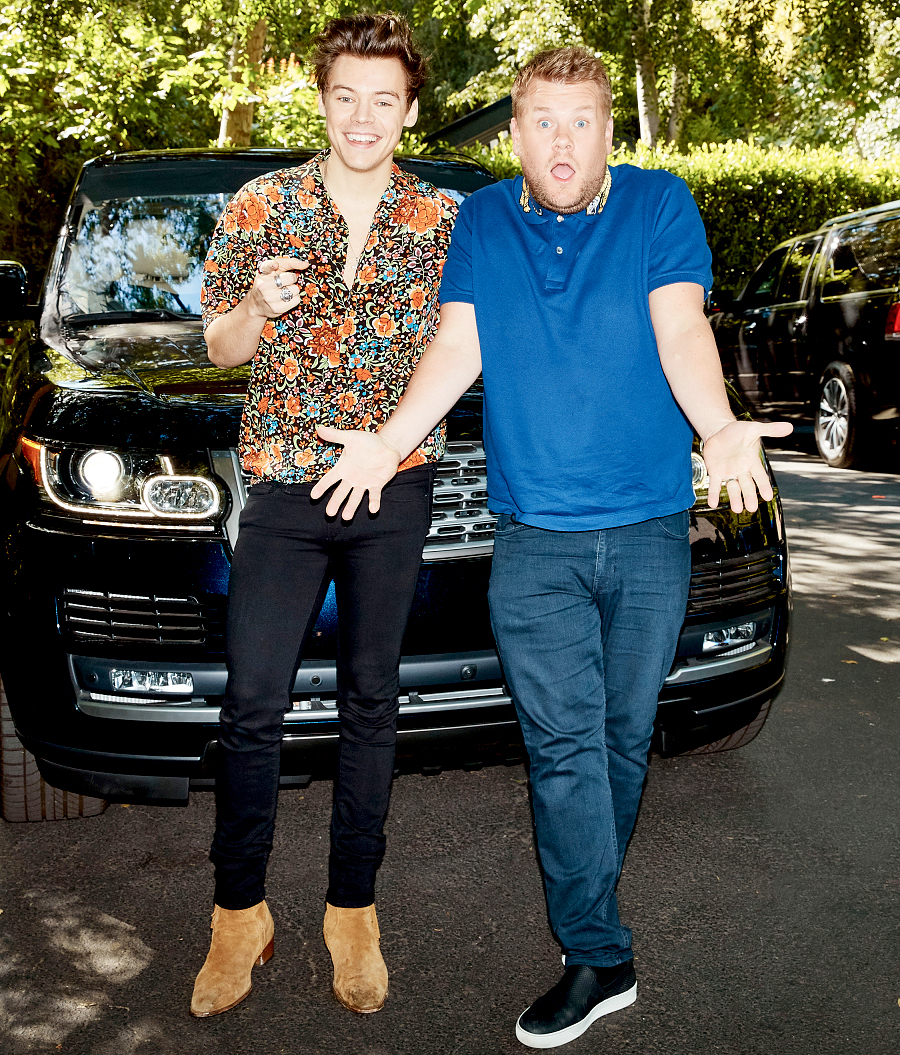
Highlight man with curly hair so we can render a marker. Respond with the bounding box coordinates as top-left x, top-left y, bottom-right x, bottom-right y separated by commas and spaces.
191, 12, 457, 1018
